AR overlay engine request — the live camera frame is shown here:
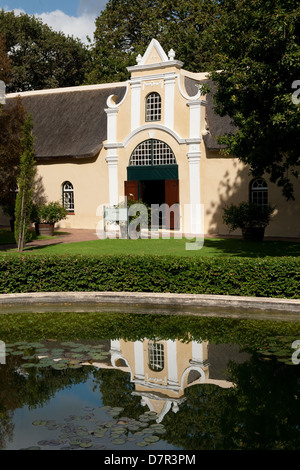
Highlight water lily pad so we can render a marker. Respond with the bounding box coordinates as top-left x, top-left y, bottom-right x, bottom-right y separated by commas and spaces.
127, 425, 140, 431
32, 420, 49, 426
52, 363, 68, 370
112, 438, 126, 445
136, 441, 148, 447
154, 428, 166, 435
79, 441, 93, 448
23, 363, 37, 368
145, 435, 160, 443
